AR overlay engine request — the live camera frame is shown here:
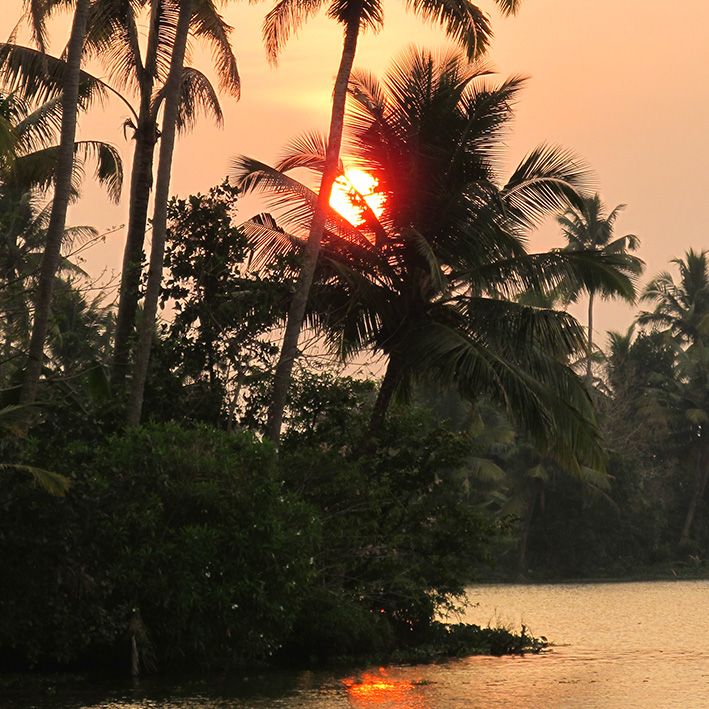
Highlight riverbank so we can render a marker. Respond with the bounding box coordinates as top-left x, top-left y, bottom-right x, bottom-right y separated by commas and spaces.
0, 621, 545, 707
296, 620, 547, 668
4, 580, 707, 708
